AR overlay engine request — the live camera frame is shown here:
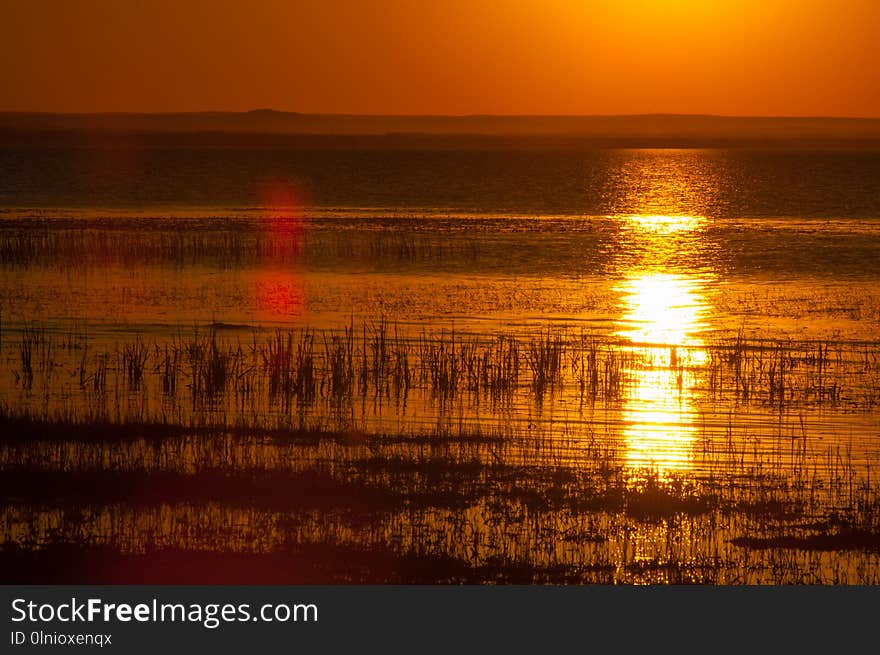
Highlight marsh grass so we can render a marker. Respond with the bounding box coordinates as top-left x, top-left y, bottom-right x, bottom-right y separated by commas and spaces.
0, 225, 299, 270
2, 319, 880, 583
4, 320, 880, 434
525, 329, 564, 398
121, 337, 149, 391
0, 222, 464, 272
262, 329, 316, 406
